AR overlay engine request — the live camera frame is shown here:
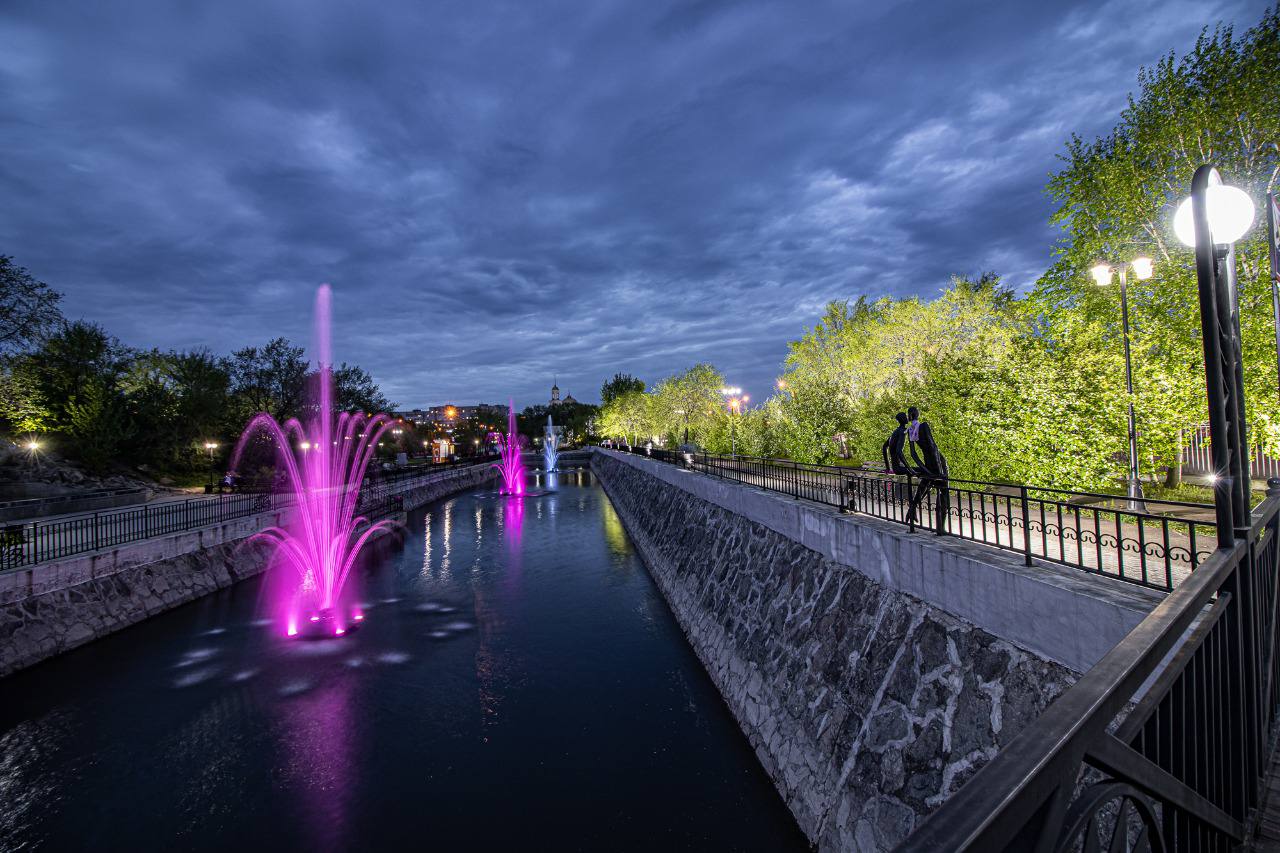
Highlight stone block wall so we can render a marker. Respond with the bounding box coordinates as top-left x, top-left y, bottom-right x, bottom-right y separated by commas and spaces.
0, 465, 496, 677
592, 450, 1078, 851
